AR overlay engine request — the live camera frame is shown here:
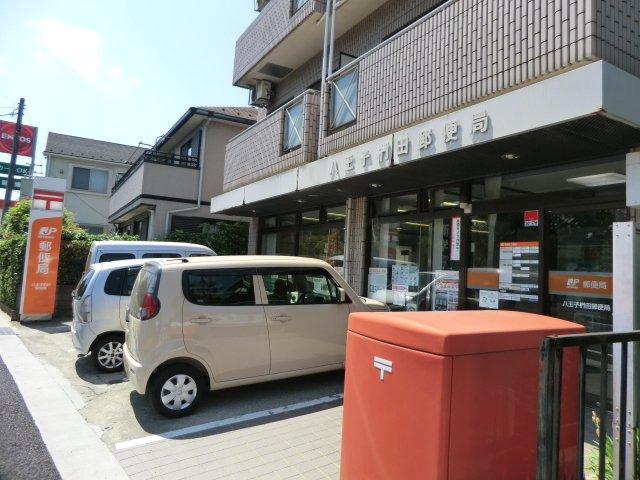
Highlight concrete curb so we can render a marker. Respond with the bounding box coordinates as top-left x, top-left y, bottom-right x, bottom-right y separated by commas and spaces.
0, 313, 129, 480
